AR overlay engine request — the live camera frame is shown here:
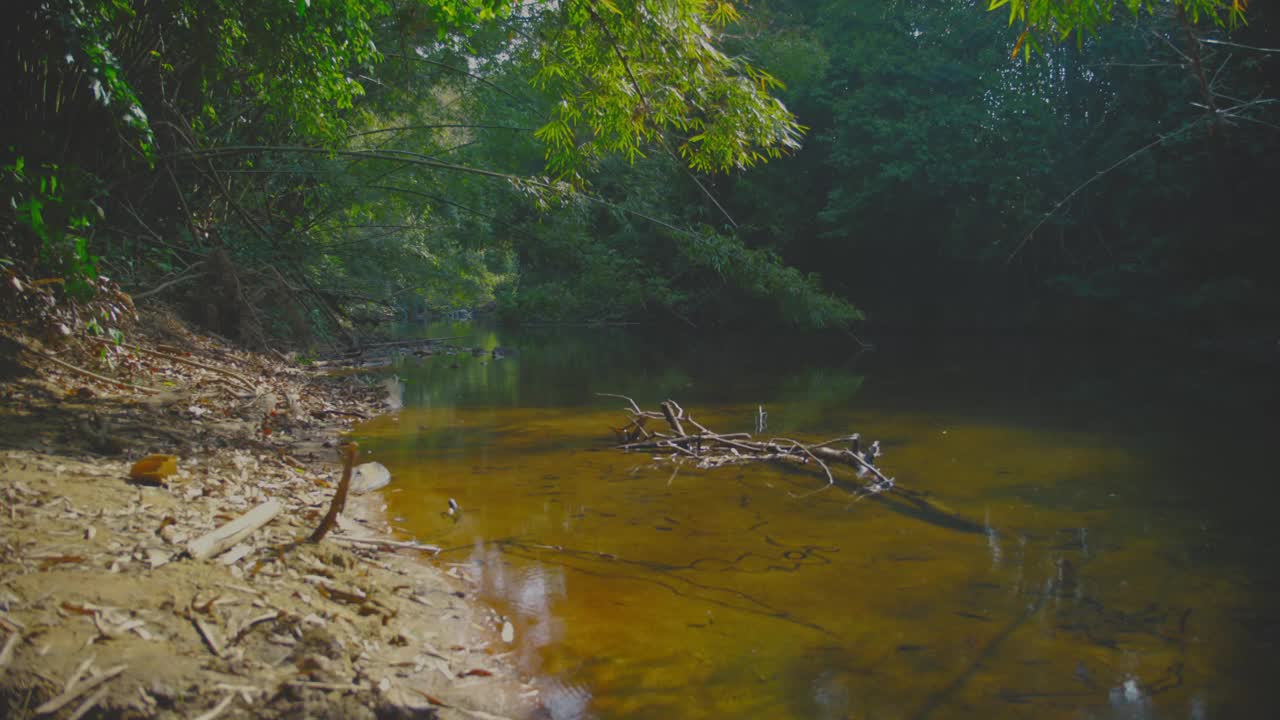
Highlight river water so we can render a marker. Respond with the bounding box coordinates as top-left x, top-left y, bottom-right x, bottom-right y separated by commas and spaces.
354, 324, 1279, 719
